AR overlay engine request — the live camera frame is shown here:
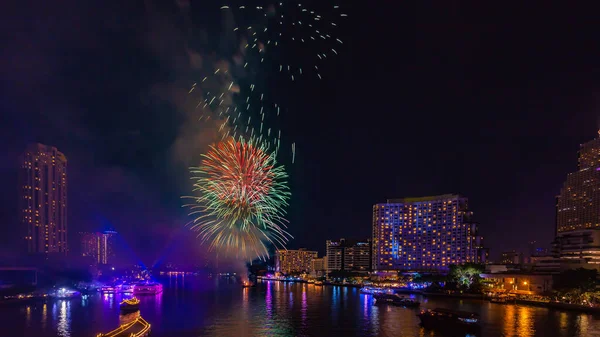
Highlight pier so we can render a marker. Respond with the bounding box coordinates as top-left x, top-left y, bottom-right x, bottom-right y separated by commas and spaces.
96, 316, 151, 337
